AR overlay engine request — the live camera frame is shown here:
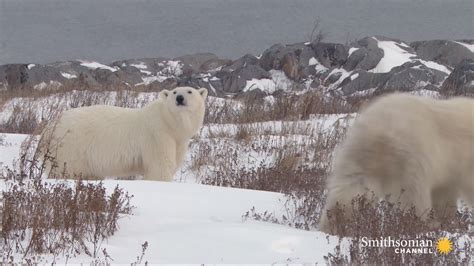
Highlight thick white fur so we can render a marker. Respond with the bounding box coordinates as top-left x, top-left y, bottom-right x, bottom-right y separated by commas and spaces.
42, 86, 207, 181
319, 93, 474, 234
